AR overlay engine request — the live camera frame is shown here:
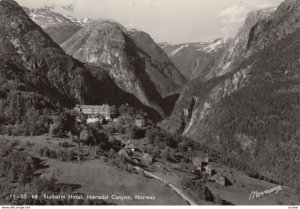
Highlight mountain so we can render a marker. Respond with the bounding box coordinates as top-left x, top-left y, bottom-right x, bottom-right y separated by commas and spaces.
127, 29, 186, 97
160, 39, 228, 80
64, 14, 92, 26
23, 6, 186, 115
23, 7, 89, 44
0, 0, 161, 126
61, 20, 184, 116
162, 0, 300, 188
211, 0, 300, 78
